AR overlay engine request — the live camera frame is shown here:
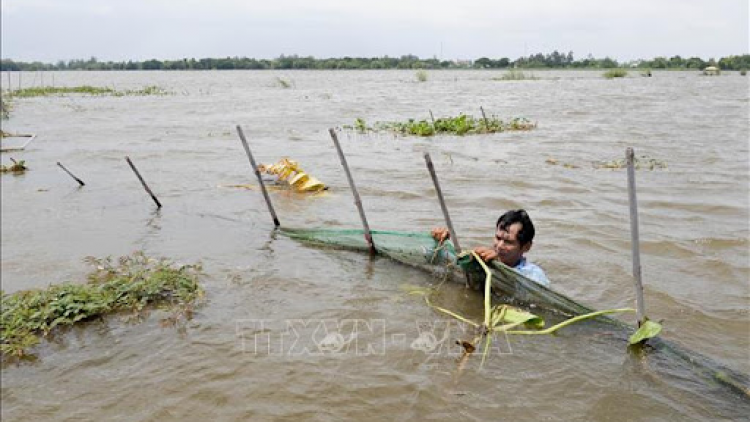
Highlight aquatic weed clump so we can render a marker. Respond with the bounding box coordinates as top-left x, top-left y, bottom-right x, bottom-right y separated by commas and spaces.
9, 85, 171, 98
344, 114, 537, 137
0, 158, 27, 174
0, 252, 204, 357
603, 69, 628, 79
